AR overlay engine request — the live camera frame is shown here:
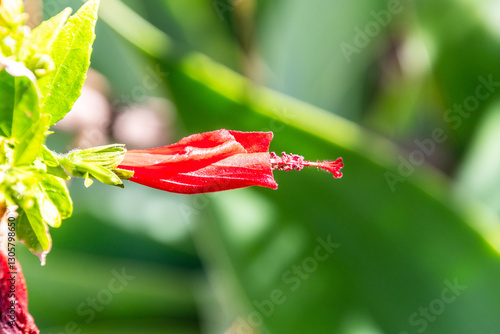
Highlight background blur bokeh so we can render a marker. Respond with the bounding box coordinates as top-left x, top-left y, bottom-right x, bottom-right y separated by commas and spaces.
17, 0, 500, 333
